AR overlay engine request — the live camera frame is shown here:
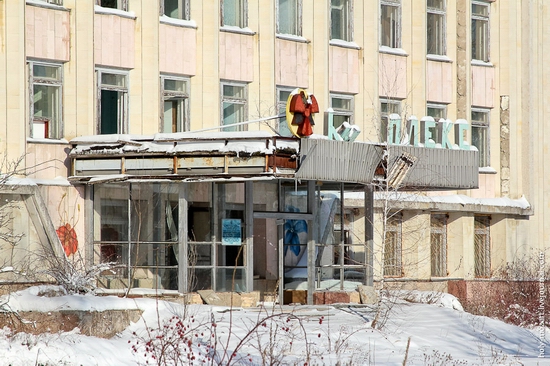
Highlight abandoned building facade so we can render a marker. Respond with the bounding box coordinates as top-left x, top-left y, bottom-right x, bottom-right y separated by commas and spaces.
0, 0, 543, 303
